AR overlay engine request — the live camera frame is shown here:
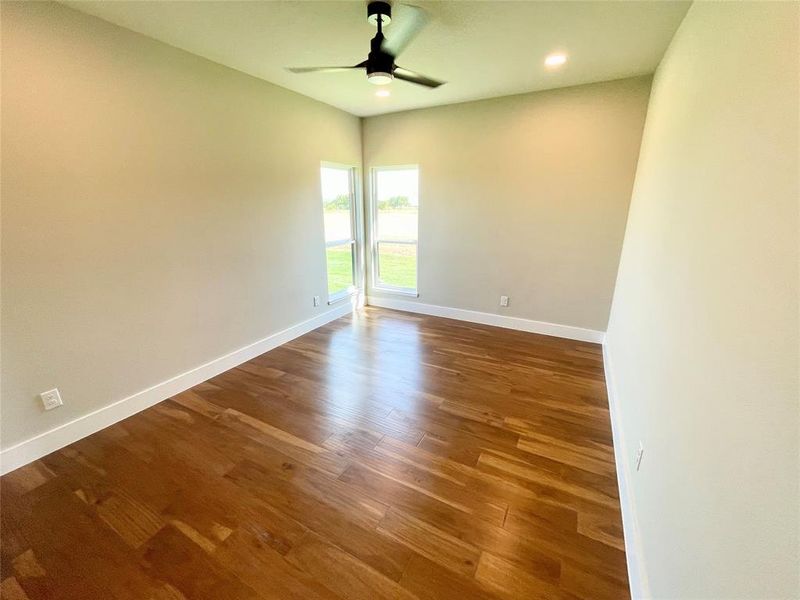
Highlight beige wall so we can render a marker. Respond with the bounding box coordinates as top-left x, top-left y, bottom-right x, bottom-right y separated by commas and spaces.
362, 76, 652, 331
0, 2, 361, 449
605, 2, 799, 598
